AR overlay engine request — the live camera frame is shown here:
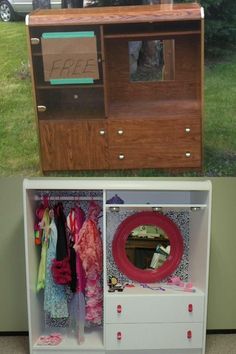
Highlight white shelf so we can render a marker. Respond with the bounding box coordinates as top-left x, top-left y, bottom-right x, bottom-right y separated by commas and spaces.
33, 328, 104, 351
105, 284, 205, 297
106, 204, 207, 210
